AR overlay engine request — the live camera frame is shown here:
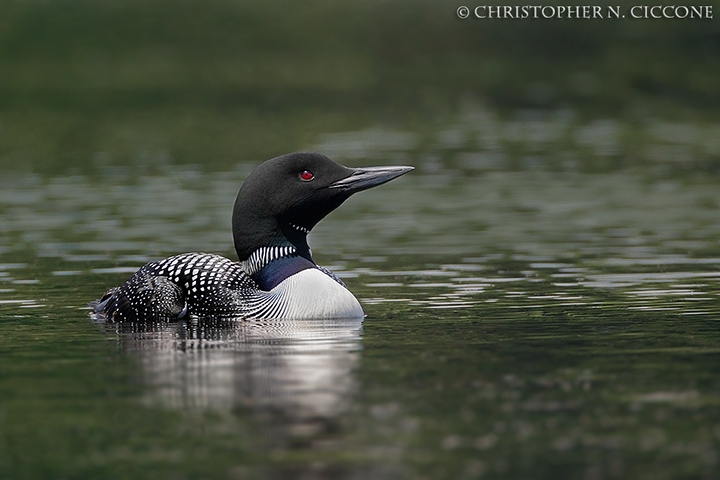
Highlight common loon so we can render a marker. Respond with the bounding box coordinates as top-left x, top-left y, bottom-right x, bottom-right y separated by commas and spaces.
92, 152, 413, 322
